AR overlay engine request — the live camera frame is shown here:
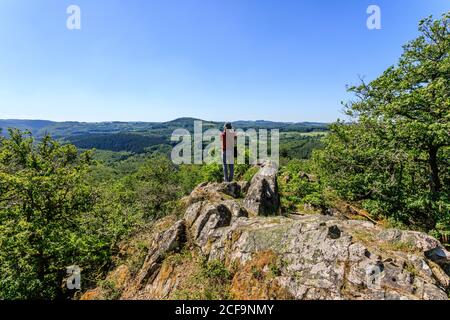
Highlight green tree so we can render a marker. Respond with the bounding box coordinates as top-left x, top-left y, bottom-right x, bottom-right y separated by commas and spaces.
314, 13, 449, 231
0, 130, 110, 299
